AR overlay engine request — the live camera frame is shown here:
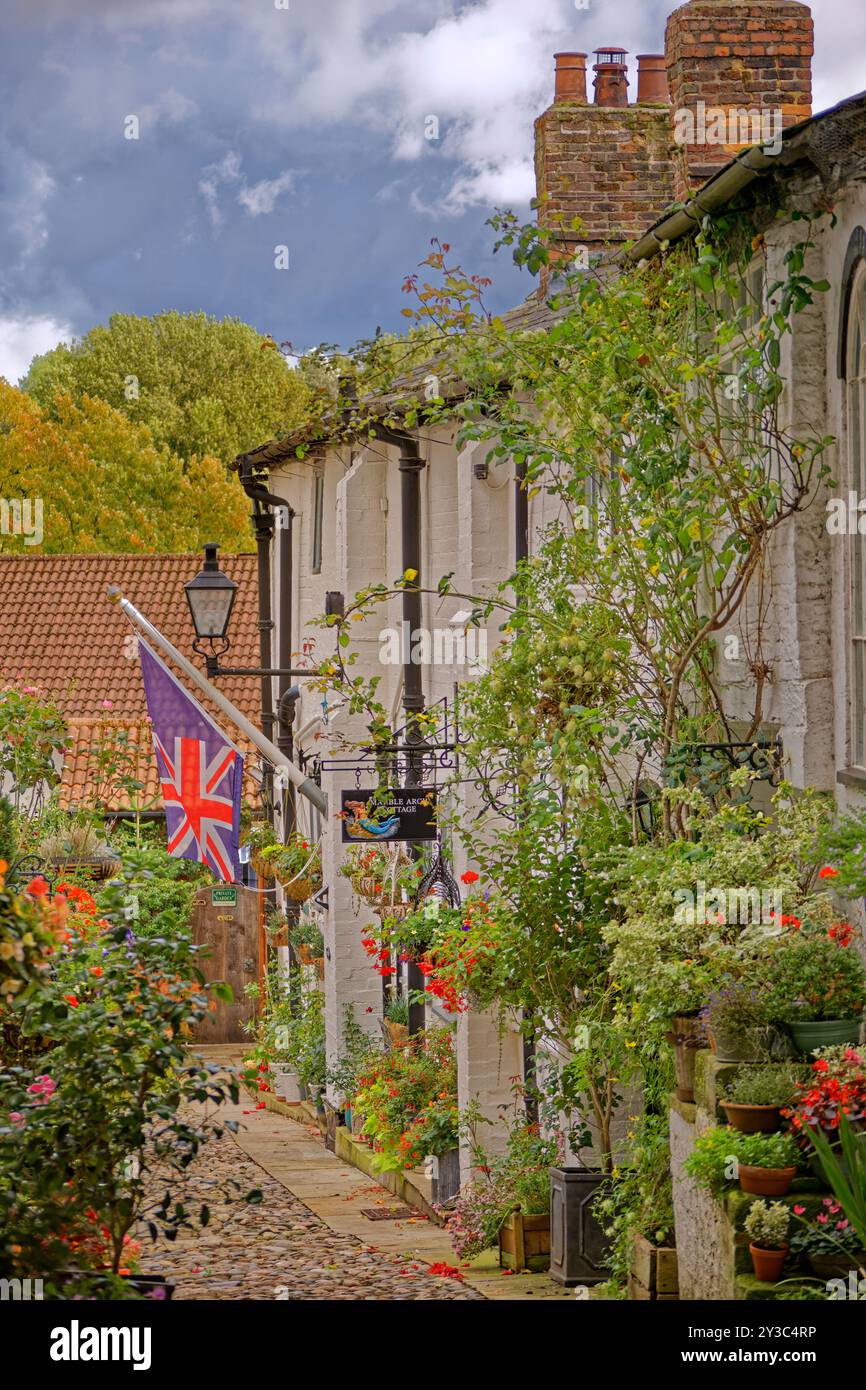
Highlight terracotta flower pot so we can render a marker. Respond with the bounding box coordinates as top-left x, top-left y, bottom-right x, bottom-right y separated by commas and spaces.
750, 1242, 788, 1283
738, 1164, 797, 1197
296, 943, 315, 966
720, 1101, 783, 1134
